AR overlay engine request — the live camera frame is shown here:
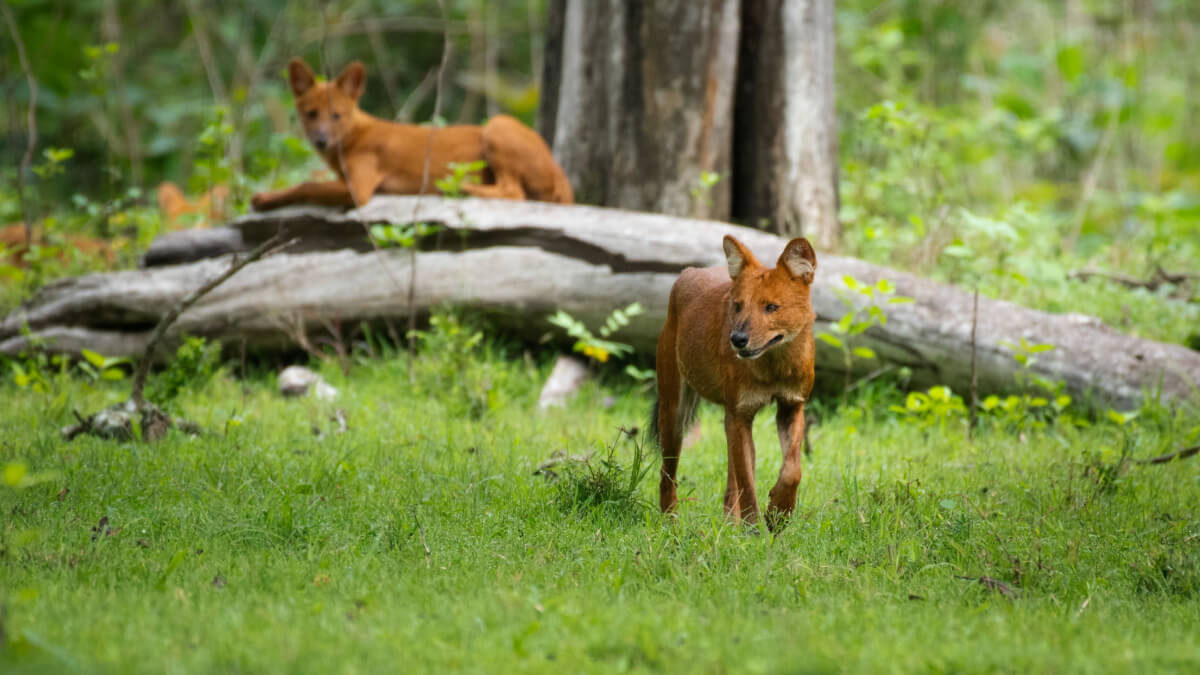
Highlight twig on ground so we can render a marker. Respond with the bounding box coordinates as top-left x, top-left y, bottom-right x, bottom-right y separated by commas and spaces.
955, 575, 1018, 598
412, 507, 432, 568
1134, 444, 1200, 466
